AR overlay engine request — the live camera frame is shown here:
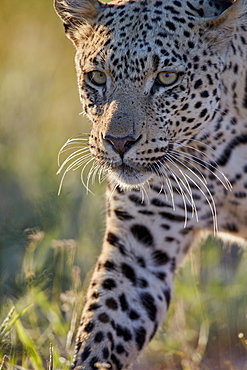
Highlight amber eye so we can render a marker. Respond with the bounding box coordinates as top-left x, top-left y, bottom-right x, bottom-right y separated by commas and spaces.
87, 71, 107, 86
157, 72, 178, 86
